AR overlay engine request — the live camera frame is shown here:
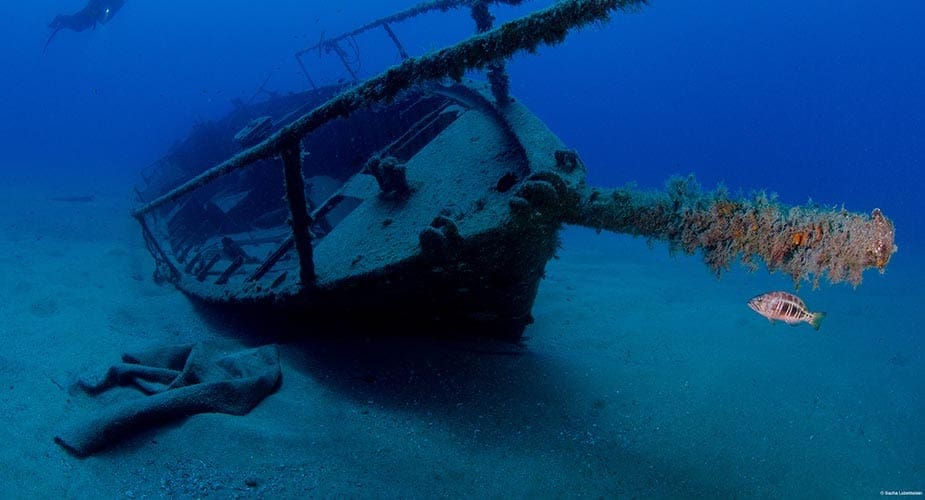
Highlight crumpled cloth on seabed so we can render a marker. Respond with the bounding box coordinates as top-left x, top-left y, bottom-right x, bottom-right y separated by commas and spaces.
54, 342, 281, 457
